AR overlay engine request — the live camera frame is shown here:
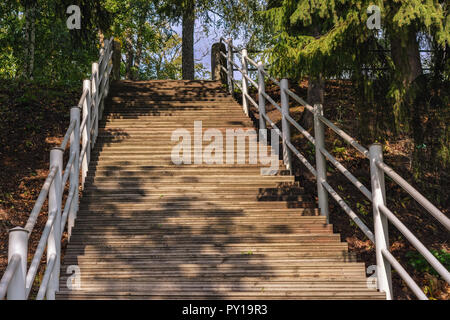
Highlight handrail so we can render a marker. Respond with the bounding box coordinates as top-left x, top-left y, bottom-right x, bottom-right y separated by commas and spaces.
219, 37, 449, 300
260, 68, 280, 86
244, 55, 259, 68
319, 147, 372, 200
61, 151, 76, 191
378, 204, 450, 283
78, 88, 88, 108
380, 248, 427, 300
243, 73, 259, 89
377, 161, 450, 230
60, 120, 76, 150
285, 114, 315, 144
0, 37, 116, 300
24, 166, 58, 234
320, 178, 375, 242
284, 87, 314, 112
36, 254, 56, 300
0, 255, 20, 299
60, 184, 77, 231
25, 210, 56, 298
318, 114, 370, 158
80, 115, 88, 136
